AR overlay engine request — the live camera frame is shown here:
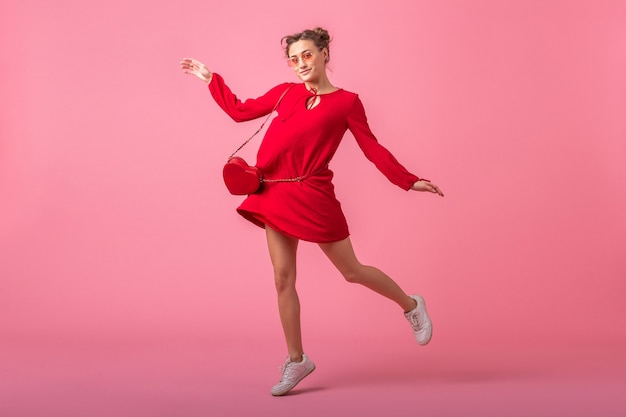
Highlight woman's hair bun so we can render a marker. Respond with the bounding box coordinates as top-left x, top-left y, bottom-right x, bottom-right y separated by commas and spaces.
282, 27, 333, 60
312, 27, 330, 48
